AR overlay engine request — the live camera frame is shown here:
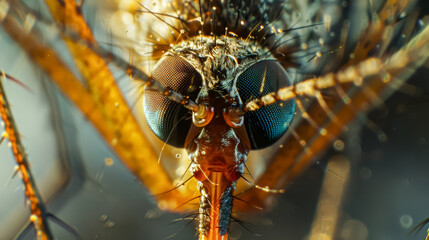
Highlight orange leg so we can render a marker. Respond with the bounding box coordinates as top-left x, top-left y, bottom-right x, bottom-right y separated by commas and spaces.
0, 0, 428, 239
